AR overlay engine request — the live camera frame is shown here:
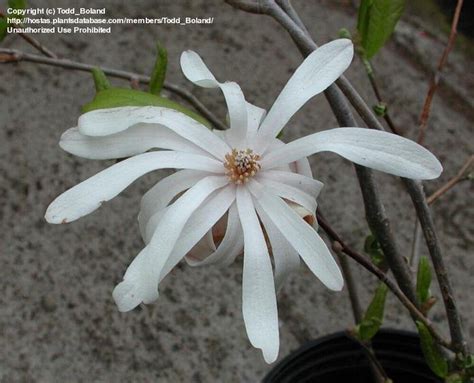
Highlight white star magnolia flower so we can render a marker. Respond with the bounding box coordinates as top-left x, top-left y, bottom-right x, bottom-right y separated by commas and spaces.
45, 39, 442, 363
